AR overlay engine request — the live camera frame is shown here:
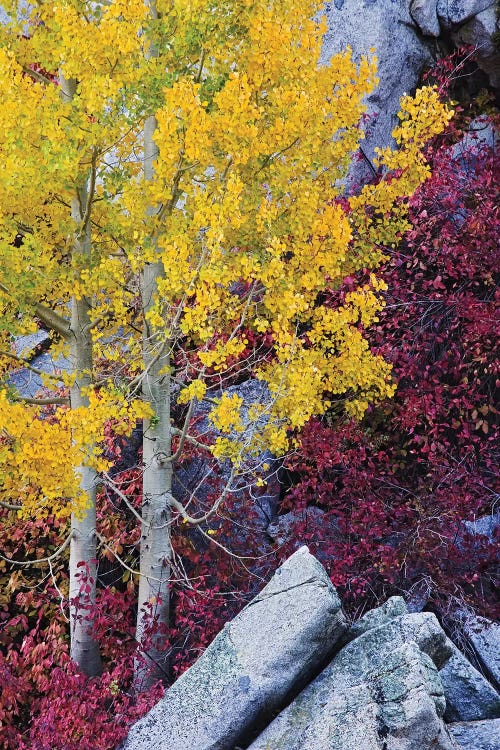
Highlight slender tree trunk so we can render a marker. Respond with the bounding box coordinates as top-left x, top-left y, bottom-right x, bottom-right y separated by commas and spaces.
61, 73, 102, 677
68, 295, 102, 677
136, 250, 172, 686
135, 100, 172, 686
68, 218, 102, 676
